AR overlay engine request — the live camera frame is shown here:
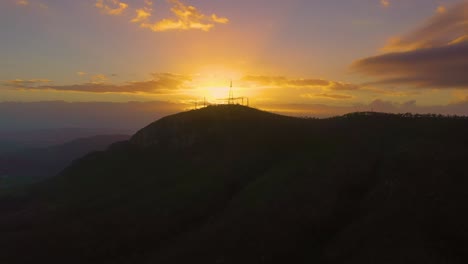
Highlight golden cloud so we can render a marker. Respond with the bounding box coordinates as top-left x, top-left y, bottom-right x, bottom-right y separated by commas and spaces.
242, 75, 360, 90
95, 0, 129, 16
138, 0, 229, 32
131, 8, 152, 23
91, 74, 109, 84
303, 93, 353, 100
